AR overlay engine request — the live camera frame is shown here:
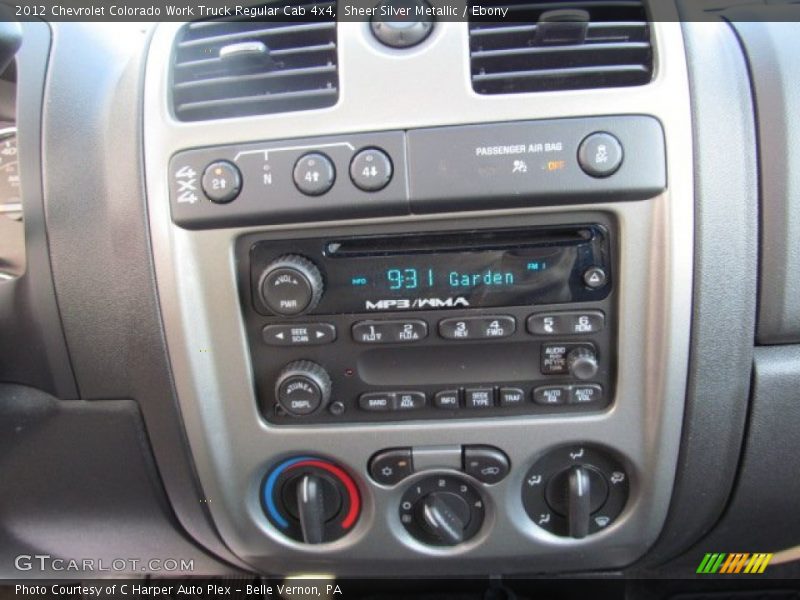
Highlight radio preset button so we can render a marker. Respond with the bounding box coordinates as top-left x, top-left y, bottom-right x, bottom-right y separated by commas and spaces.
350, 147, 393, 192
528, 311, 605, 336
438, 316, 516, 340
434, 389, 461, 409
352, 320, 428, 344
465, 388, 495, 409
293, 152, 335, 196
499, 387, 525, 407
359, 392, 394, 411
533, 386, 569, 405
395, 392, 426, 411
262, 323, 336, 346
570, 384, 603, 405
